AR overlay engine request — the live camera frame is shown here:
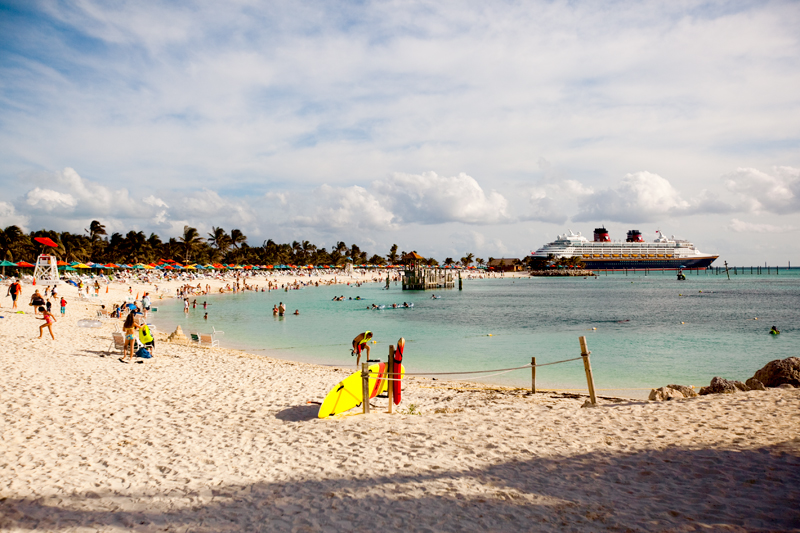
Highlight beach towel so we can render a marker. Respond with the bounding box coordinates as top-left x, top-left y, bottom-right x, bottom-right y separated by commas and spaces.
135, 347, 152, 359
